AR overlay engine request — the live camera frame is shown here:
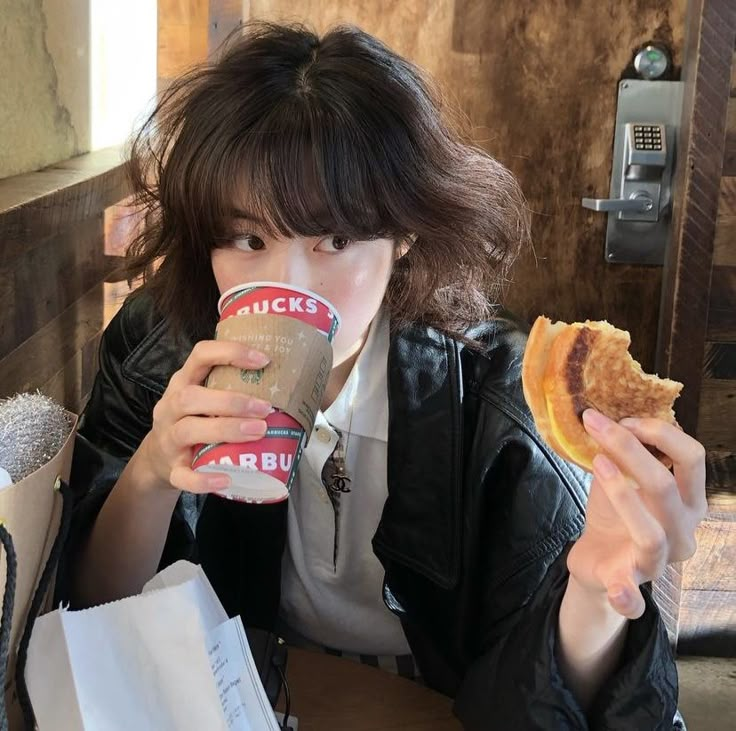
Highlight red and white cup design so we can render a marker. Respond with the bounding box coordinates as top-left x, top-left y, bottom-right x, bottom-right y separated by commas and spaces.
218, 281, 339, 343
192, 282, 340, 504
